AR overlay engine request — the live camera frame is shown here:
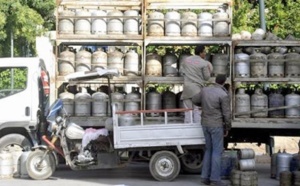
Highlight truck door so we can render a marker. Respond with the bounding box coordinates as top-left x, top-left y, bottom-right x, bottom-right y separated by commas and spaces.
0, 67, 31, 122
